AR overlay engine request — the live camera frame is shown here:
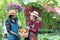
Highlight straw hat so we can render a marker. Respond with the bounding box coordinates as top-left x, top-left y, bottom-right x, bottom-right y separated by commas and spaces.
30, 11, 39, 17
8, 9, 17, 15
